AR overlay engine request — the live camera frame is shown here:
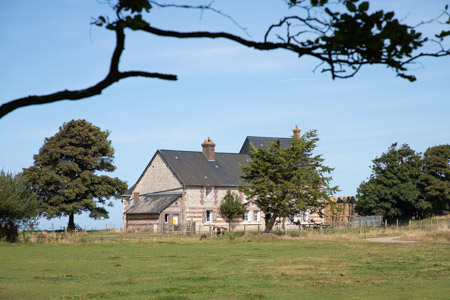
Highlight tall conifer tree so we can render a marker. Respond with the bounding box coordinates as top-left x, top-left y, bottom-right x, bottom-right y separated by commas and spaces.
241, 129, 338, 232
24, 119, 127, 230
